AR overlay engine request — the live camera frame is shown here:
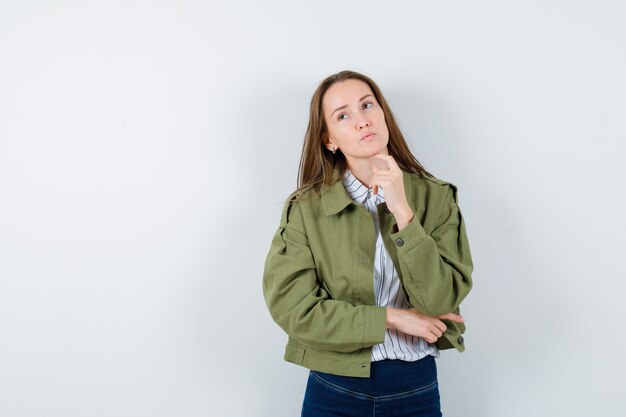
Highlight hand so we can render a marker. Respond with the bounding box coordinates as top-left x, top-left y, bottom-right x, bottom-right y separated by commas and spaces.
369, 154, 413, 227
386, 307, 465, 344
